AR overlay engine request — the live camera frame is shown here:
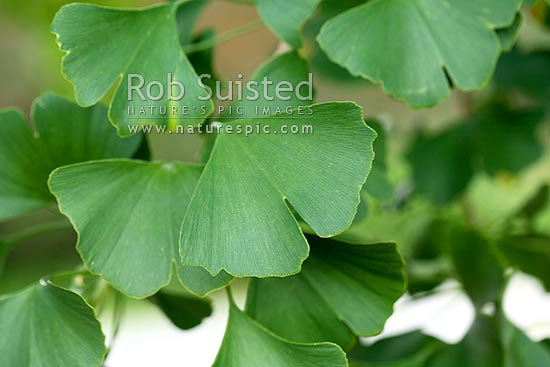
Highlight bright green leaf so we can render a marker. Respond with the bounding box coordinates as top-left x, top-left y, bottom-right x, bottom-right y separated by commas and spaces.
51, 2, 213, 136
0, 92, 140, 221
317, 0, 521, 107
246, 237, 405, 349
0, 282, 106, 367
256, 0, 321, 49
49, 159, 230, 298
212, 297, 348, 367
180, 102, 376, 277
